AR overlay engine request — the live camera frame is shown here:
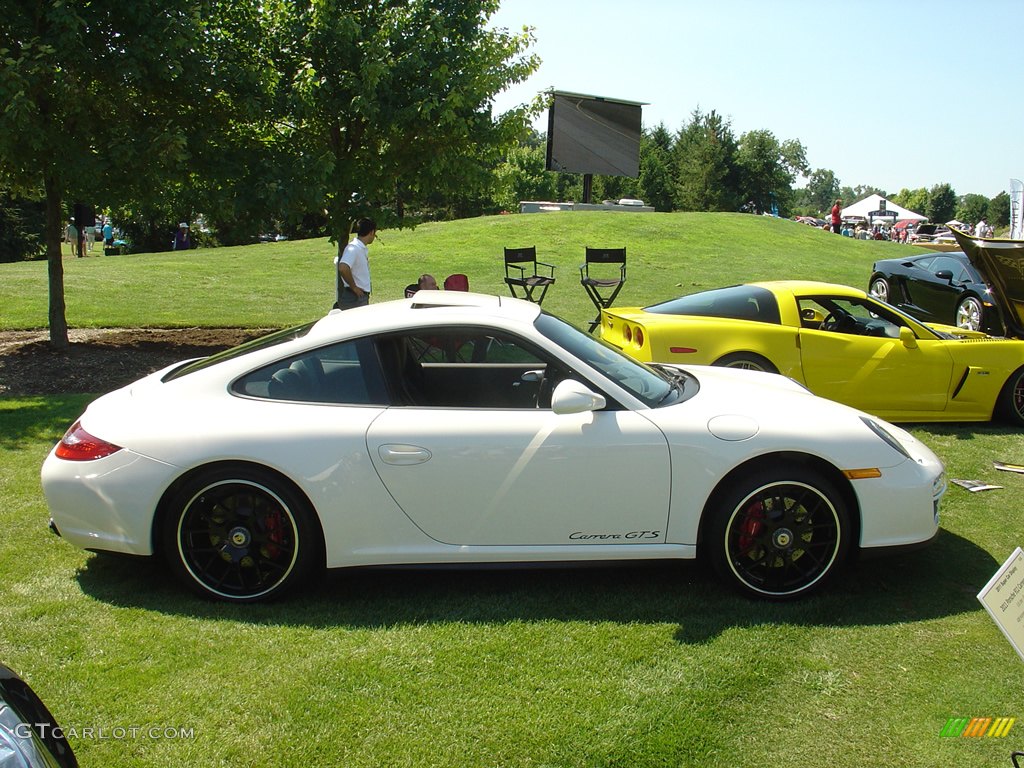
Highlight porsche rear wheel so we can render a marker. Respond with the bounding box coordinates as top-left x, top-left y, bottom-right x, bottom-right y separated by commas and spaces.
713, 352, 778, 374
162, 467, 321, 602
955, 296, 983, 332
869, 276, 890, 304
707, 469, 850, 599
998, 367, 1024, 427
